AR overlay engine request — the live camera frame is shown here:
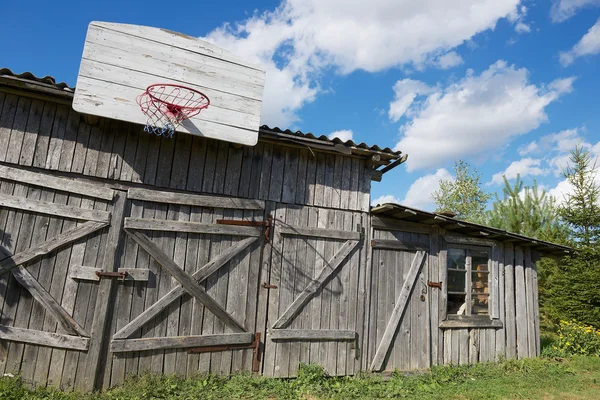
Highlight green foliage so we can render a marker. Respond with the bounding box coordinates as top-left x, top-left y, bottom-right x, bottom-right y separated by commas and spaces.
557, 146, 600, 247
542, 320, 600, 357
432, 159, 491, 222
4, 358, 600, 399
484, 175, 567, 242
